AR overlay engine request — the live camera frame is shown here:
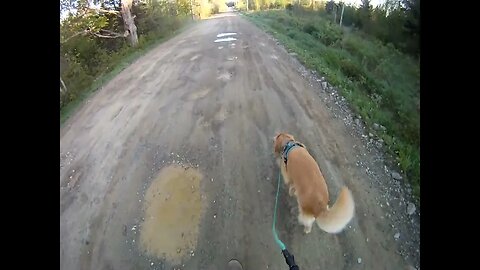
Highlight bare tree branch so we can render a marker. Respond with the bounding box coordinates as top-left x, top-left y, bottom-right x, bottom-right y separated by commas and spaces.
93, 29, 129, 38
99, 29, 118, 35
92, 33, 123, 38
88, 7, 122, 17
74, 6, 121, 19
61, 30, 89, 43
93, 8, 119, 14
62, 29, 128, 43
